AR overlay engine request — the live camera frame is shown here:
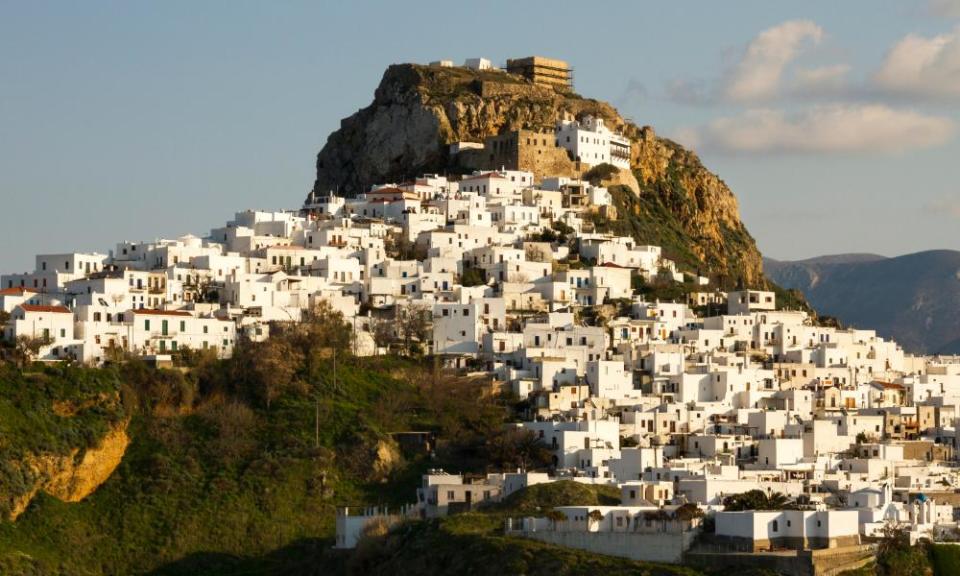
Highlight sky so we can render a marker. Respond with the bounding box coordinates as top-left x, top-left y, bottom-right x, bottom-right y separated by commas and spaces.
2, 0, 959, 273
